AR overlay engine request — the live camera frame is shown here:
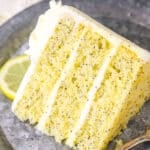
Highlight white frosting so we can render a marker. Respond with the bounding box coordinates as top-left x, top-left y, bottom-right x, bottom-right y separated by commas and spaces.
37, 29, 87, 131
66, 45, 118, 146
28, 10, 60, 62
49, 0, 62, 9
